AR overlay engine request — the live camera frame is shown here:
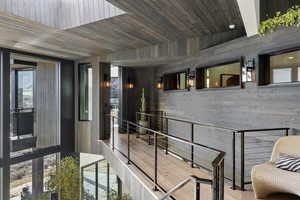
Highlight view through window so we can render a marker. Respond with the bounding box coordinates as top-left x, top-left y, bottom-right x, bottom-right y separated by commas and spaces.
198, 62, 241, 89
270, 50, 300, 83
